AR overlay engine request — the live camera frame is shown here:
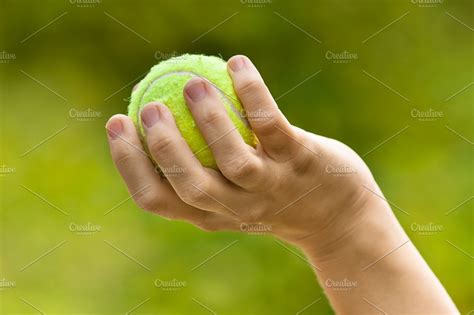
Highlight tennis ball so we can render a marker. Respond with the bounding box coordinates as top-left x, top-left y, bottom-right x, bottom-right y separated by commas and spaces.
128, 54, 257, 169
